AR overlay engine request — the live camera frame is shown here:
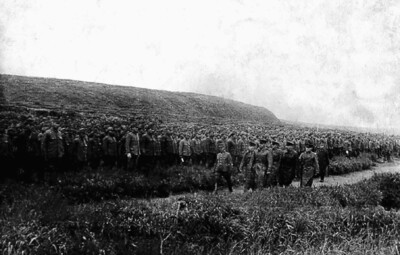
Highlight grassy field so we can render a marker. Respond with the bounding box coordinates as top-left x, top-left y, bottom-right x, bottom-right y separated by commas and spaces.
1, 165, 400, 254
